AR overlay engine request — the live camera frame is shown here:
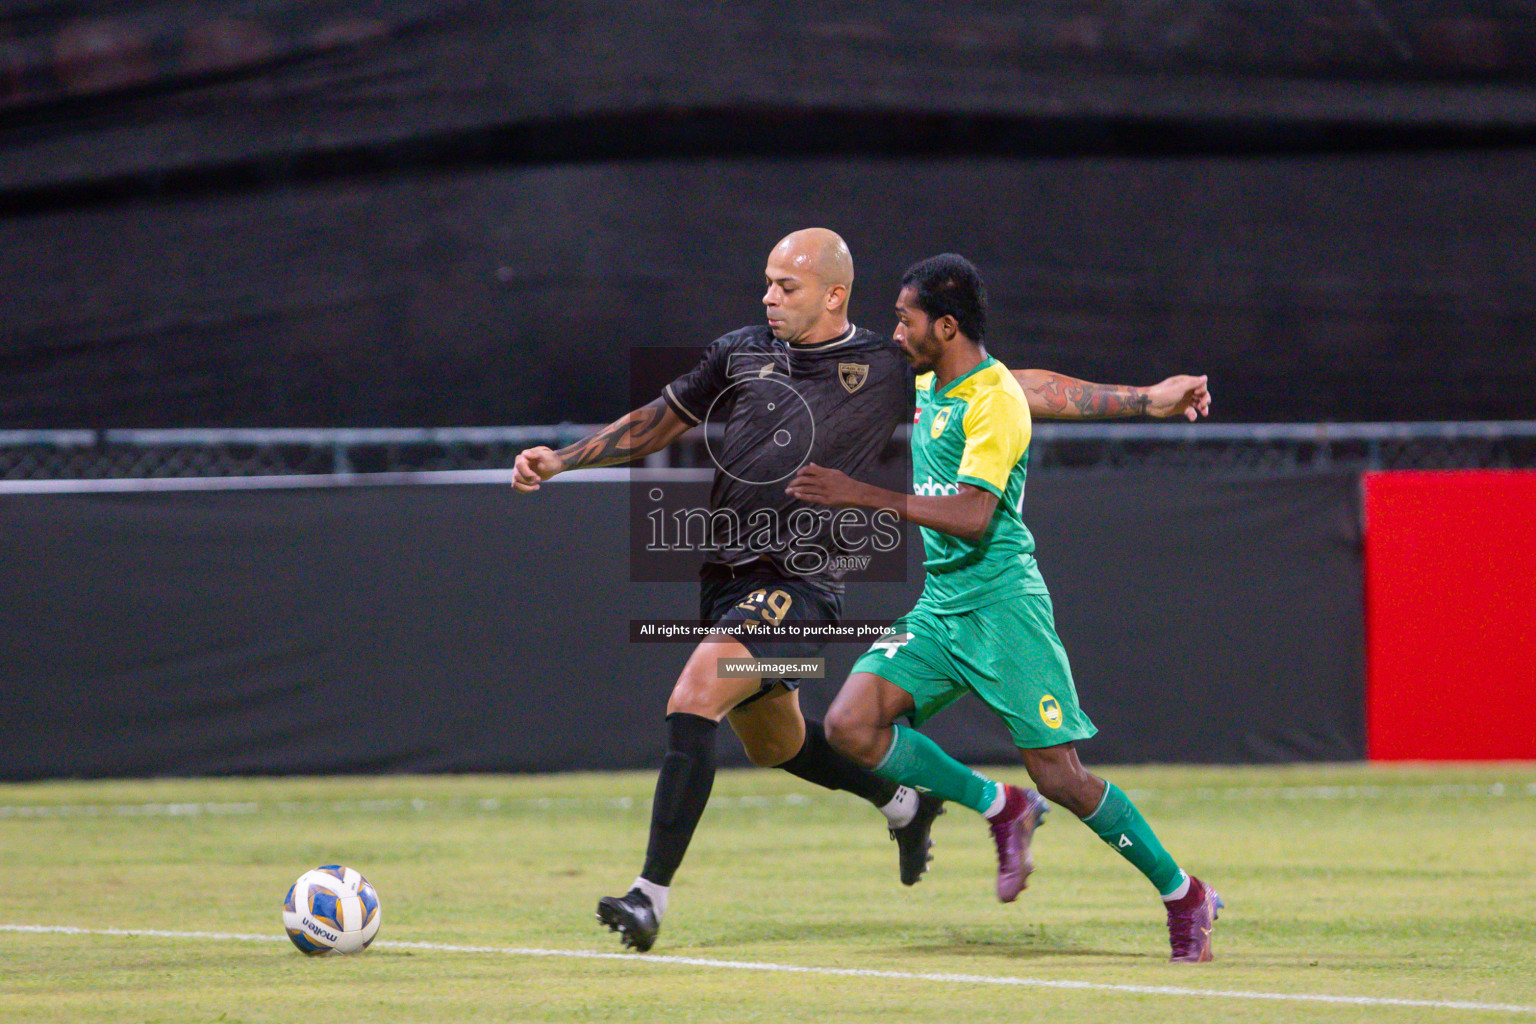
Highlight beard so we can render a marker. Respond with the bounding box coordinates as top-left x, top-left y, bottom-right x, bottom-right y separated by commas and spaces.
902, 332, 940, 373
